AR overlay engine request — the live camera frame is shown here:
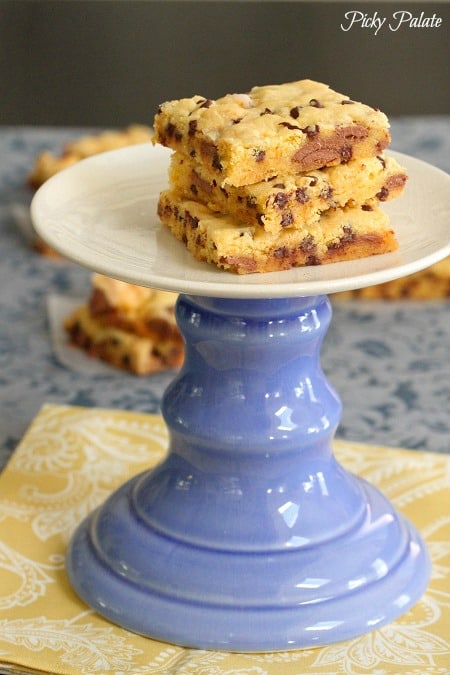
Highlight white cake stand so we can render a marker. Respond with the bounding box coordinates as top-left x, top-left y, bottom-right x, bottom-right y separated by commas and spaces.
31, 144, 450, 651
